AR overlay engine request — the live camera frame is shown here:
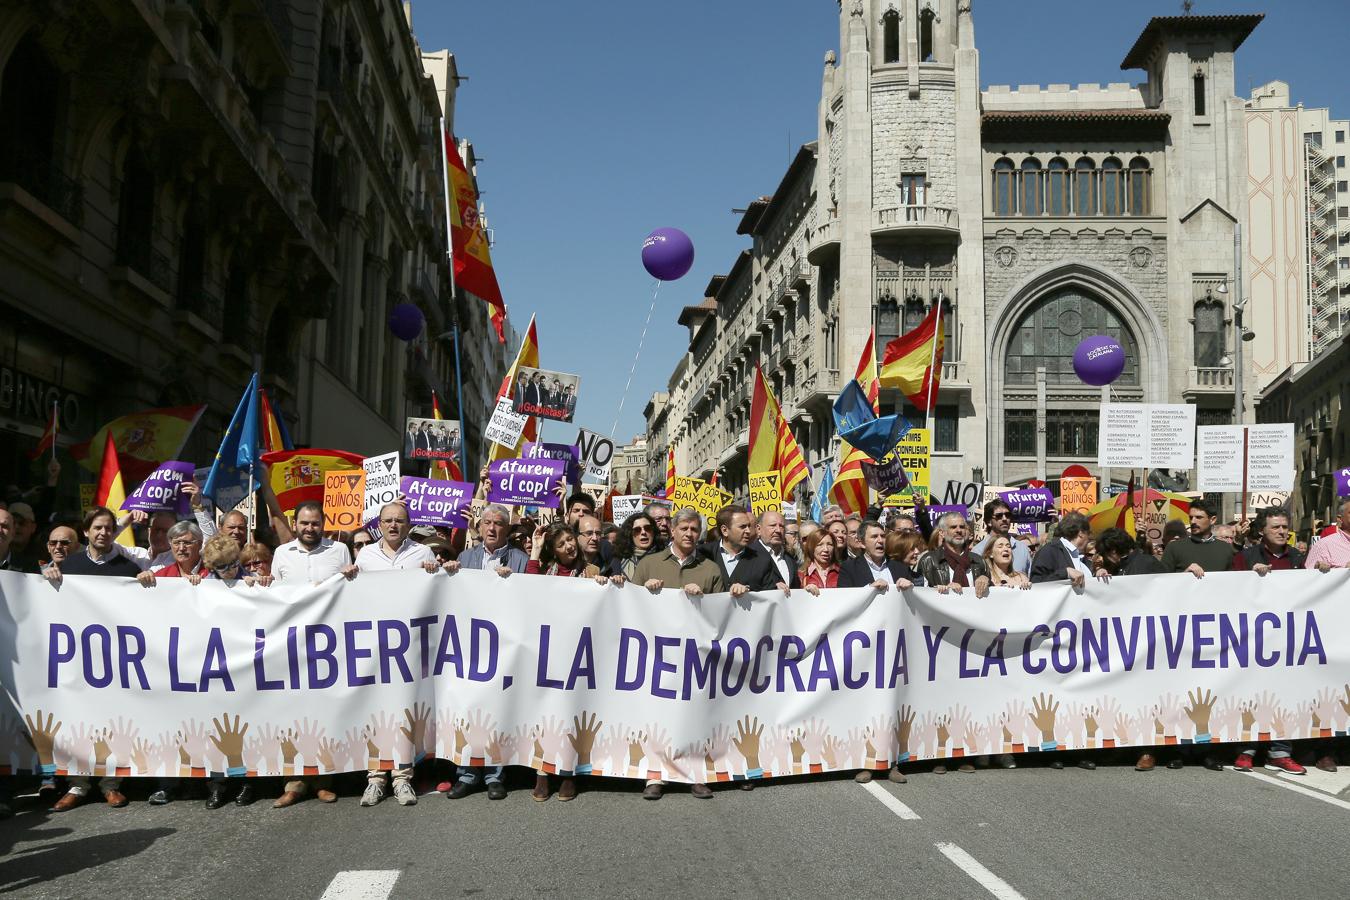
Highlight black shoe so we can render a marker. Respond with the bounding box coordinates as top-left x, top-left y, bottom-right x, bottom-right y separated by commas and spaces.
234, 784, 255, 806
486, 782, 507, 800
739, 781, 755, 791
205, 785, 229, 810
1166, 758, 1184, 770
1050, 759, 1065, 770
1202, 757, 1224, 772
0, 801, 11, 820
447, 781, 474, 800
1078, 760, 1097, 770
147, 790, 171, 805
